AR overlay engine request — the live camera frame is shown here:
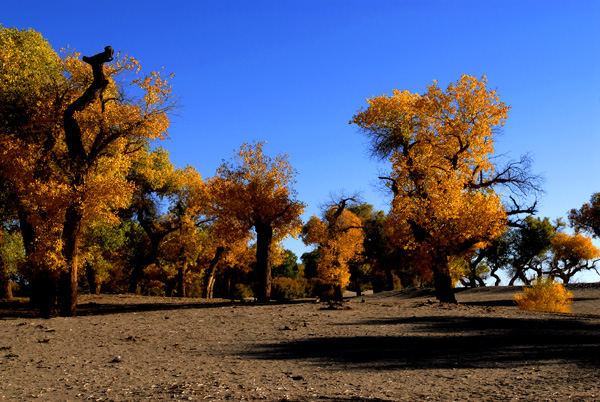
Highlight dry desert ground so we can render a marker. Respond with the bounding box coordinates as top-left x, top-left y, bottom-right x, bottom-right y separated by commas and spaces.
1, 284, 599, 401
